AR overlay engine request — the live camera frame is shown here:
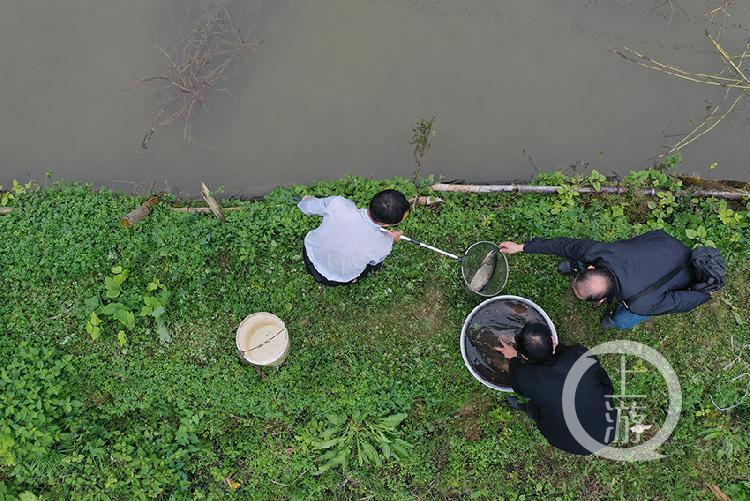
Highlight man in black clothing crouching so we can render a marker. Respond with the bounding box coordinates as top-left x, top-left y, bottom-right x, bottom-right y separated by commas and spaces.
495, 322, 617, 456
498, 230, 712, 330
